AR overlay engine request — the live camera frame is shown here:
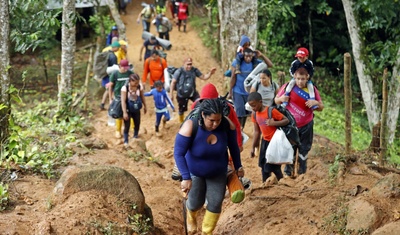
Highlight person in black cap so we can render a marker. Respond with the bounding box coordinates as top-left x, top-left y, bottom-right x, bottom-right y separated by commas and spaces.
106, 26, 119, 46
139, 35, 162, 62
